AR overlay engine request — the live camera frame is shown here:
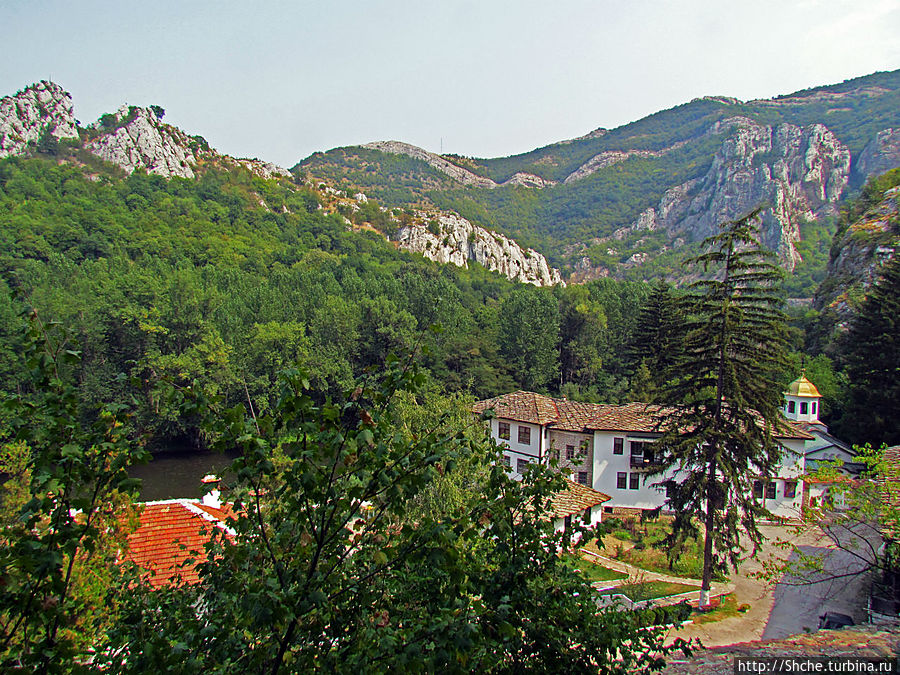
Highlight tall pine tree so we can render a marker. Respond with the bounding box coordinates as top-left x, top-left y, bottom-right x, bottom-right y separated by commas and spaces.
838, 255, 900, 446
653, 208, 789, 607
627, 280, 683, 402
